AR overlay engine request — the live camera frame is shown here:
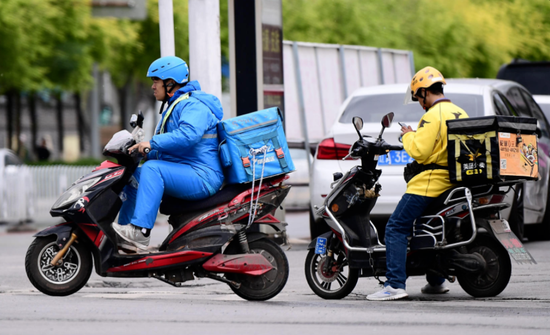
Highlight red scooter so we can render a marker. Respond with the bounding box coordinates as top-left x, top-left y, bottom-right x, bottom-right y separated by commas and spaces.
25, 113, 290, 301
